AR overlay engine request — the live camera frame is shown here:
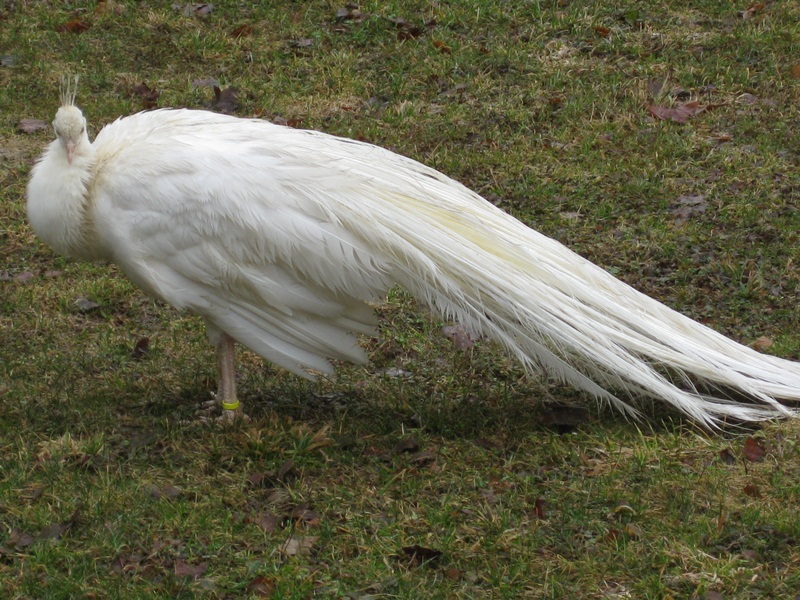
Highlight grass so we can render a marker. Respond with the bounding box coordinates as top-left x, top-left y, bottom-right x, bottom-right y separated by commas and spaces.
2, 0, 800, 597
